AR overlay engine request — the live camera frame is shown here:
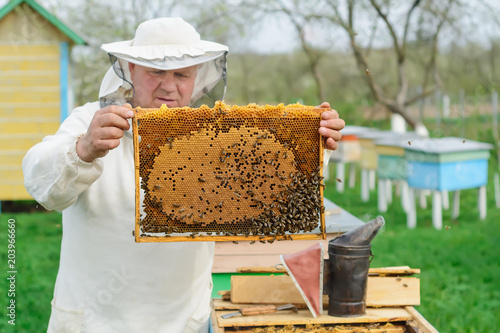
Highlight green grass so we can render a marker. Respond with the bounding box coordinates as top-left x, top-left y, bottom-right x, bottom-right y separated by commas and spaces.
0, 211, 62, 332
1, 169, 499, 332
